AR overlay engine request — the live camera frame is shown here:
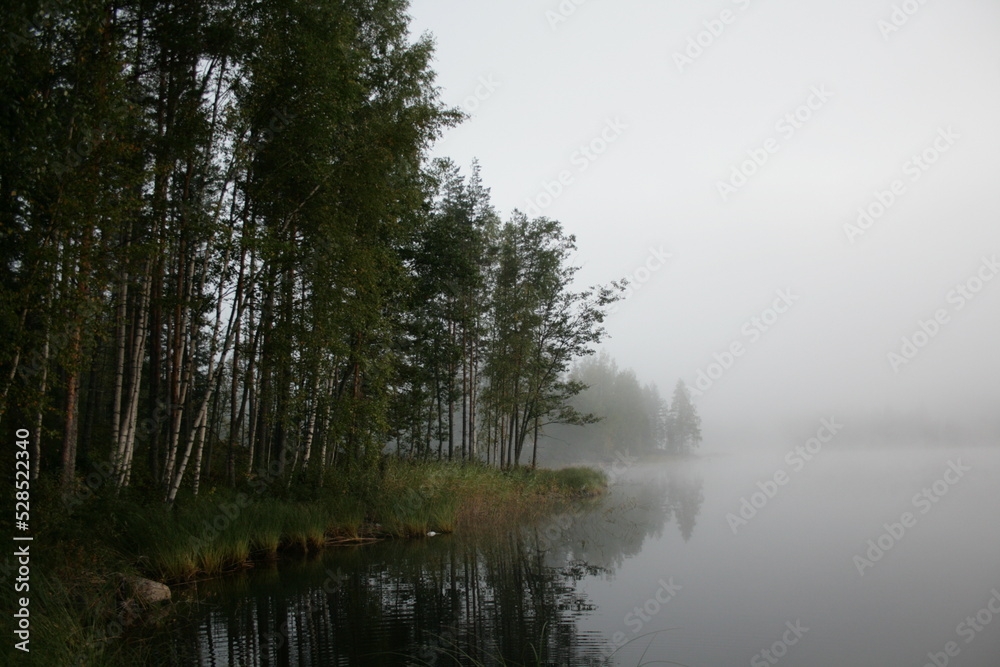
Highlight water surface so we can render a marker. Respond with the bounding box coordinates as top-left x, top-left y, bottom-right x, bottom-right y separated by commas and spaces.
153, 445, 1000, 666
